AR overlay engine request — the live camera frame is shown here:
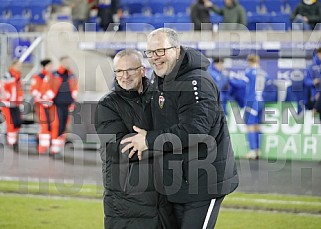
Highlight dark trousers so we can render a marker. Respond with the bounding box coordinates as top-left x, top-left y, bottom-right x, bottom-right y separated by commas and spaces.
172, 196, 225, 229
